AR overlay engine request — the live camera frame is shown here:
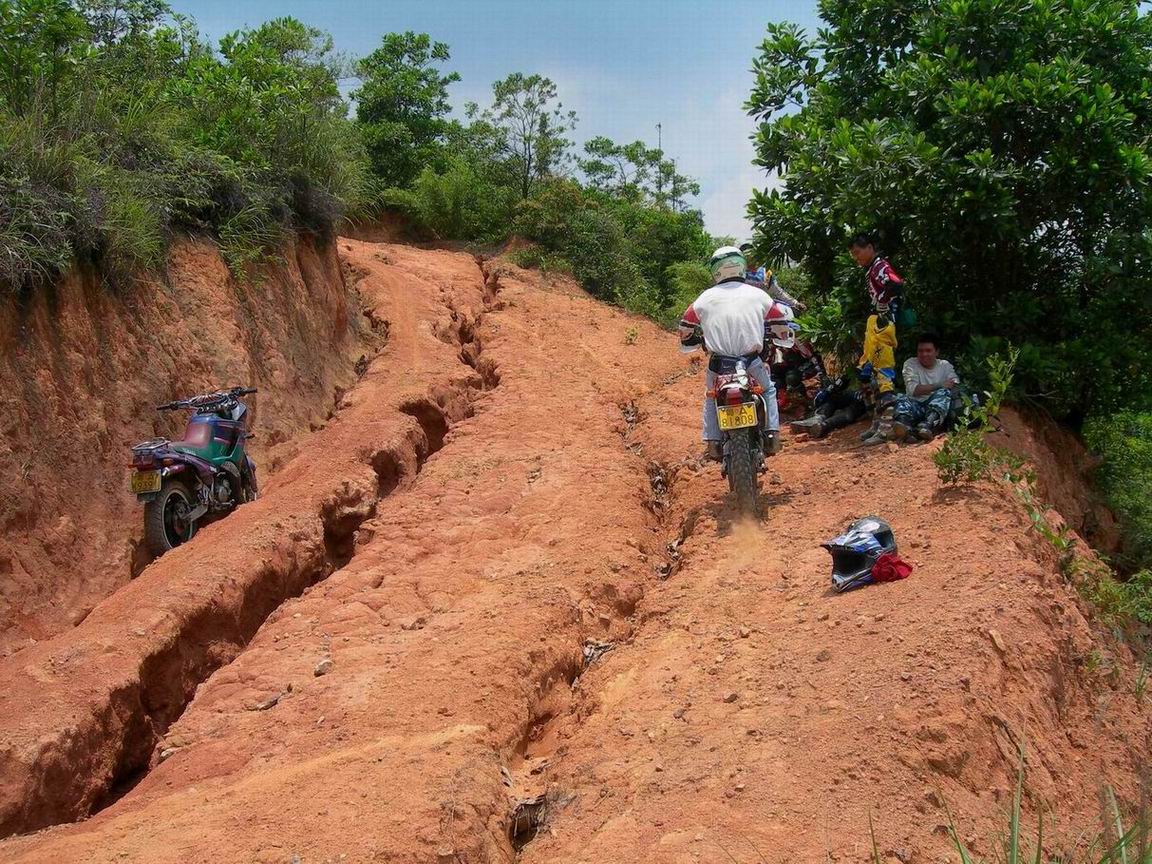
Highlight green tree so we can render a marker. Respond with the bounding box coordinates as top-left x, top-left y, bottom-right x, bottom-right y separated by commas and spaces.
353, 32, 460, 188
78, 0, 169, 45
0, 0, 88, 117
746, 0, 1152, 419
170, 17, 354, 186
1, 6, 369, 290
467, 73, 577, 199
403, 155, 514, 241
1085, 411, 1152, 573
578, 136, 699, 209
